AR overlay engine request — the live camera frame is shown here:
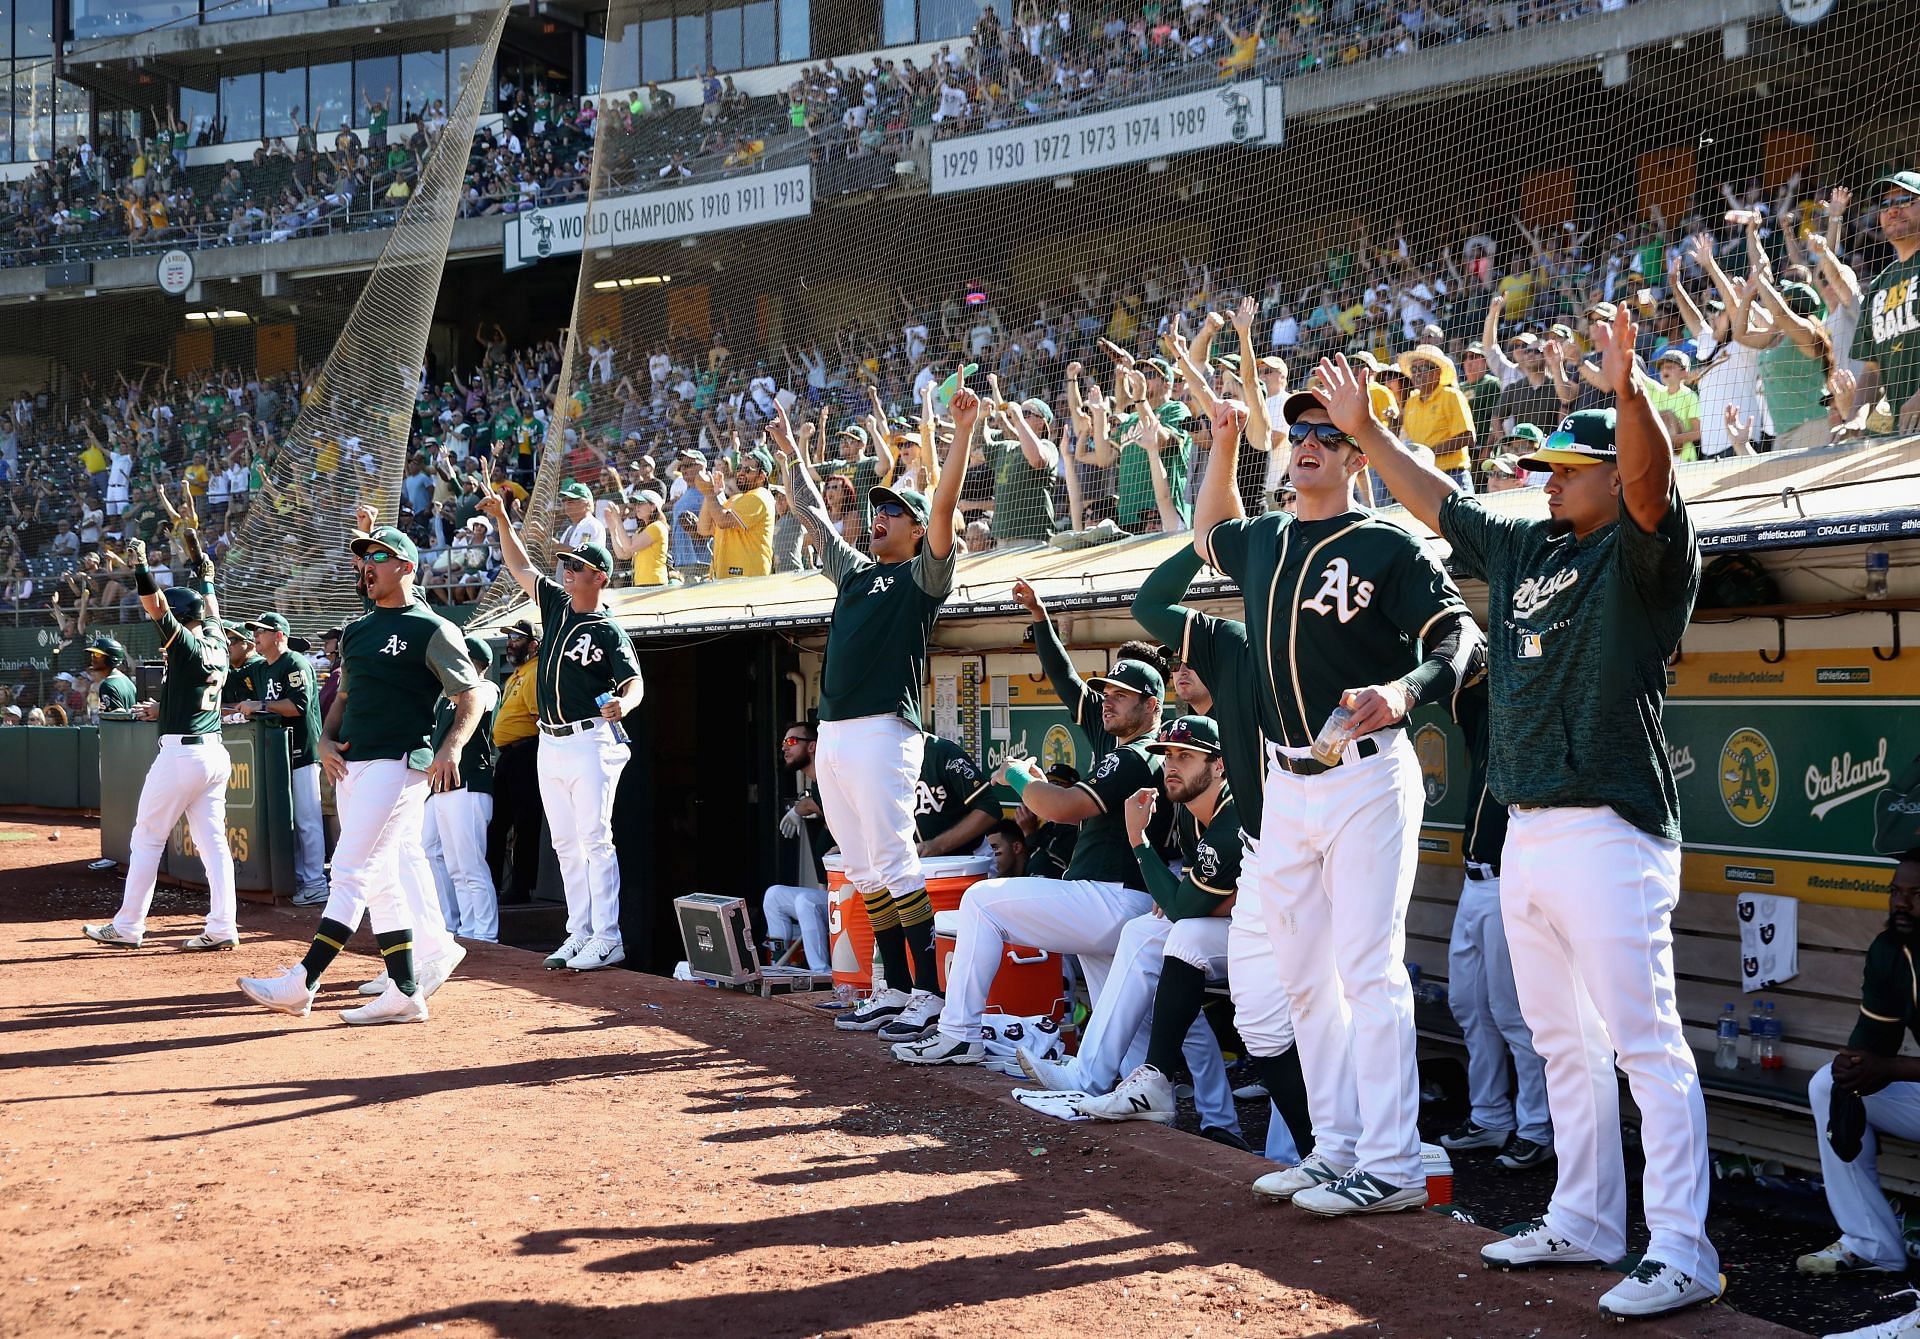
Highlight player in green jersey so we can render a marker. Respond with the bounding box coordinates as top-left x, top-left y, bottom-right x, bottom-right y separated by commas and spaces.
230, 611, 327, 906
